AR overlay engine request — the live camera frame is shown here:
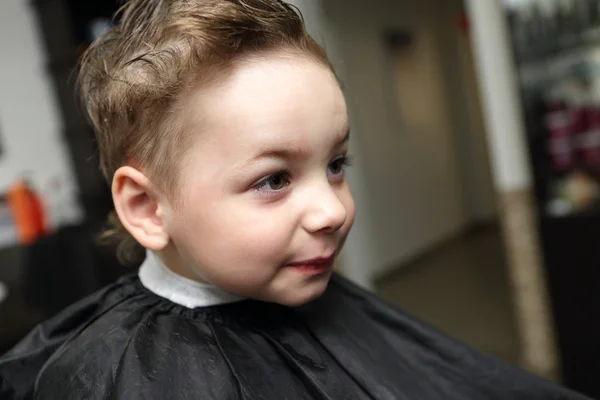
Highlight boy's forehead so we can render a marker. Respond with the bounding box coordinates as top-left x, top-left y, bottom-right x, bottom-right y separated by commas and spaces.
182, 56, 344, 130
178, 59, 347, 167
